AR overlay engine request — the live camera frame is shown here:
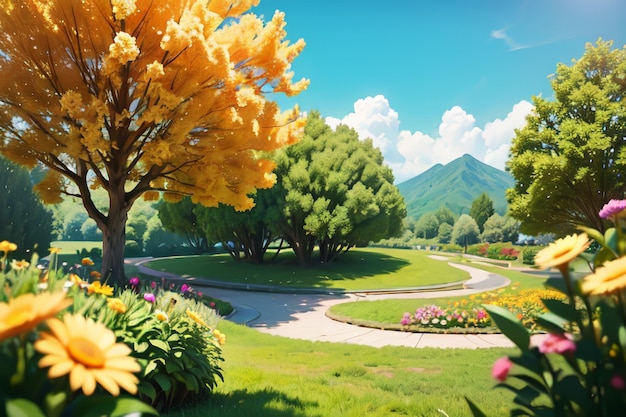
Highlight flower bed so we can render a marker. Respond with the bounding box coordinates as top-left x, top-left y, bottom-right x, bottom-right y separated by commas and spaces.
1, 246, 226, 416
